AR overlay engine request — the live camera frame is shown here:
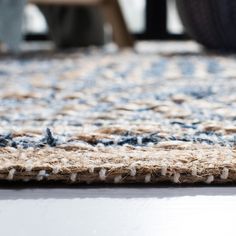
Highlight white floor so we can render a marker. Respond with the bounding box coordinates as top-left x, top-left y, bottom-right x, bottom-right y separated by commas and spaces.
0, 187, 236, 236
